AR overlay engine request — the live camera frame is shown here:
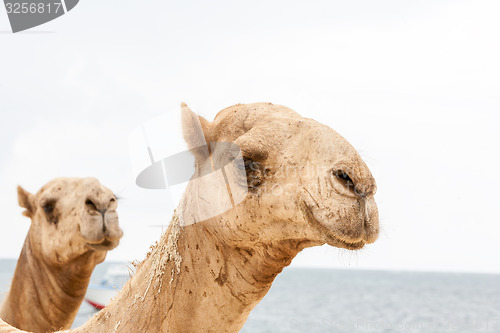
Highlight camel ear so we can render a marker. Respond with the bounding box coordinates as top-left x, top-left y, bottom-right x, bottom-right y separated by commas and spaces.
18, 186, 35, 218
181, 103, 211, 162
